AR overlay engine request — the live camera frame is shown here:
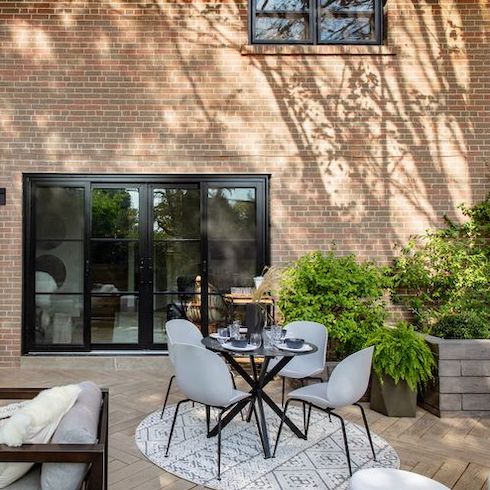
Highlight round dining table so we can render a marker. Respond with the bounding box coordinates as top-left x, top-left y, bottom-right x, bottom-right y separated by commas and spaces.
201, 336, 318, 459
